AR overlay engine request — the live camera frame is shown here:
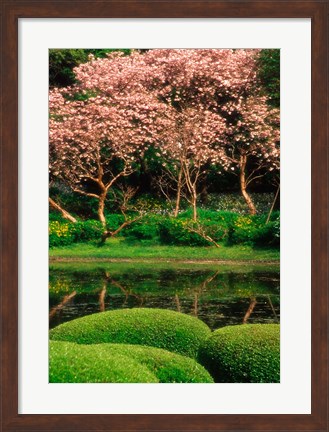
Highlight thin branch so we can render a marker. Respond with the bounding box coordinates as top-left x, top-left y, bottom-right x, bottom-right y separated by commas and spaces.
101, 215, 144, 243
246, 173, 266, 187
72, 187, 100, 200
186, 224, 221, 248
